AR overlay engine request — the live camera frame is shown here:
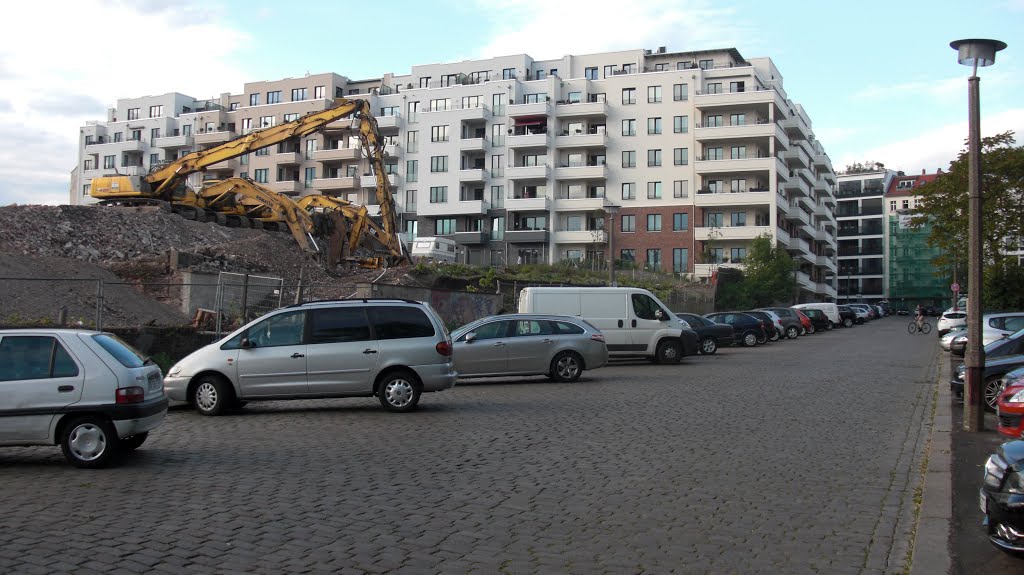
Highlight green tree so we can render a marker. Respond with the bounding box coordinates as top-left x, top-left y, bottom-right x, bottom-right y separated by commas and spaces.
742, 235, 796, 307
911, 131, 1024, 310
714, 267, 749, 310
